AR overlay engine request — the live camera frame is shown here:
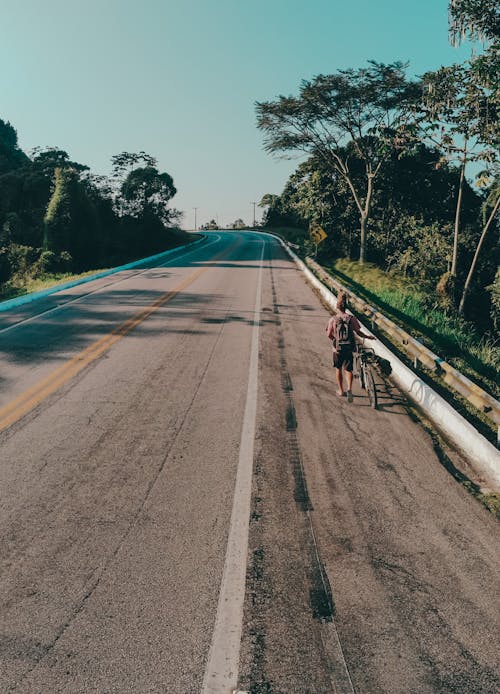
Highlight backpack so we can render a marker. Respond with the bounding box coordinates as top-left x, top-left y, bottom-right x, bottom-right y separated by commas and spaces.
333, 314, 354, 349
